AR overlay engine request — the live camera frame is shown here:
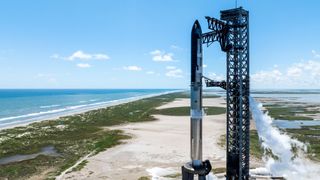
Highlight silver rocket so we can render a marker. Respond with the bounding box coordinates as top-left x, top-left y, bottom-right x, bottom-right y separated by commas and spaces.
190, 20, 203, 168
